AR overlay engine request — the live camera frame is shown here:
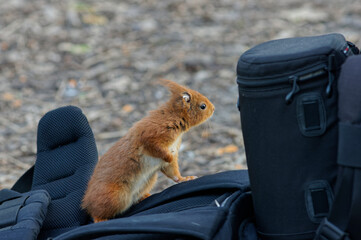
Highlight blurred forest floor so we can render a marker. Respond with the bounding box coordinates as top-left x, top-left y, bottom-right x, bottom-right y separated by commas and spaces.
1, 0, 361, 191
